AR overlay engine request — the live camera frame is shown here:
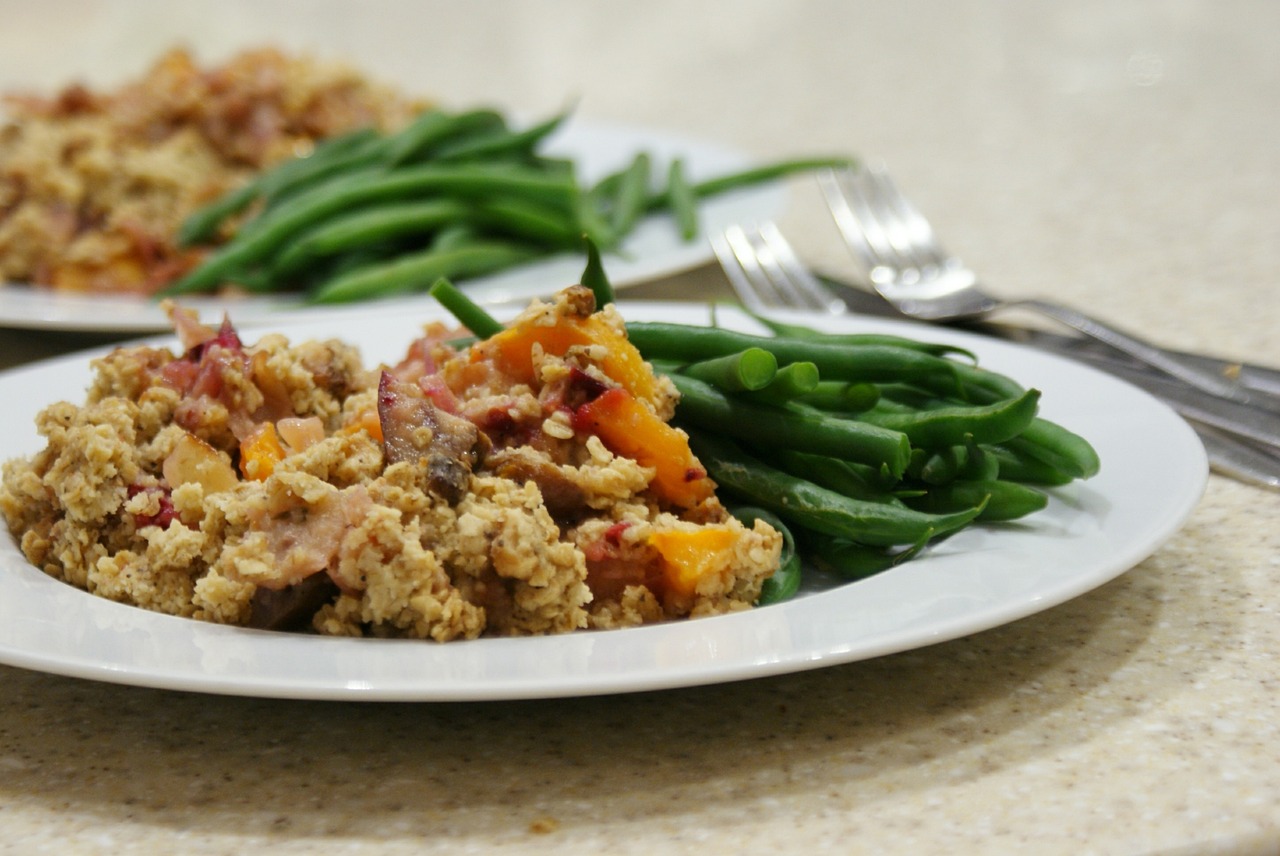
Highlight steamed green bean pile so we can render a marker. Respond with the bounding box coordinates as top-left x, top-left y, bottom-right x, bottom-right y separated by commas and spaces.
627, 317, 1100, 601
162, 106, 848, 304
